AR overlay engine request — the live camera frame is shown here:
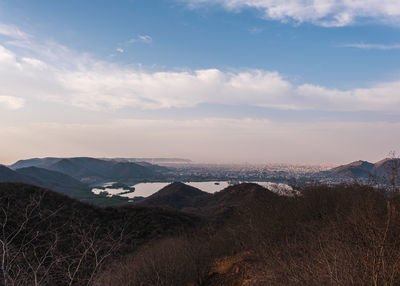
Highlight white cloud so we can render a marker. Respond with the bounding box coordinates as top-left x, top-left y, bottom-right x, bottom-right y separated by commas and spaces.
0, 95, 24, 110
341, 43, 400, 50
184, 0, 400, 27
128, 34, 152, 44
45, 67, 400, 112
21, 57, 48, 69
116, 48, 124, 53
0, 21, 400, 113
1, 42, 400, 112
